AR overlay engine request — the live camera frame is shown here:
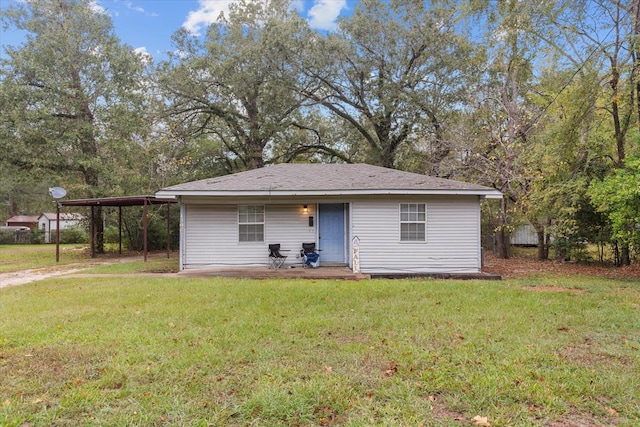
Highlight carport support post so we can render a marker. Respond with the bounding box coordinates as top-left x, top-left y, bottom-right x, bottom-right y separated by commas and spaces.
166, 202, 171, 258
118, 206, 122, 255
90, 206, 96, 258
55, 203, 60, 262
143, 199, 148, 262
